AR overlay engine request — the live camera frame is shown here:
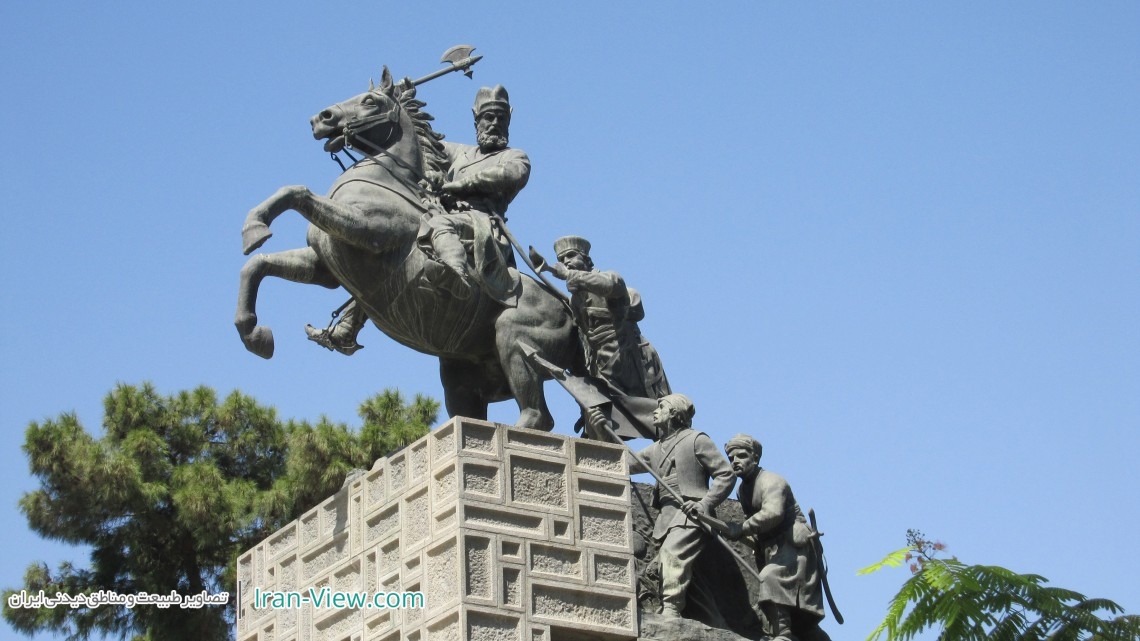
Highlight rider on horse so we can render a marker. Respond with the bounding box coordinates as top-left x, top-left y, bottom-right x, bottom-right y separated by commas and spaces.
308, 85, 531, 355
429, 84, 529, 298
